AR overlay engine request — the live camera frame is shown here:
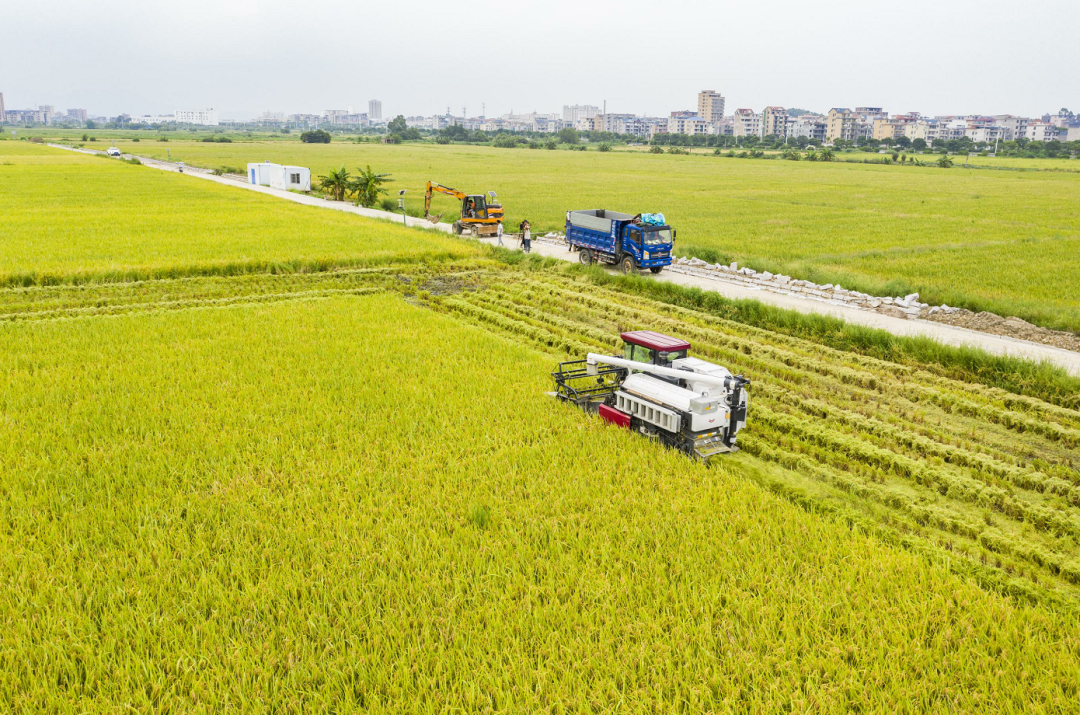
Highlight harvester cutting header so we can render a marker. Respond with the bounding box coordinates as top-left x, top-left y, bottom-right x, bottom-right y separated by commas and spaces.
552, 331, 750, 463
